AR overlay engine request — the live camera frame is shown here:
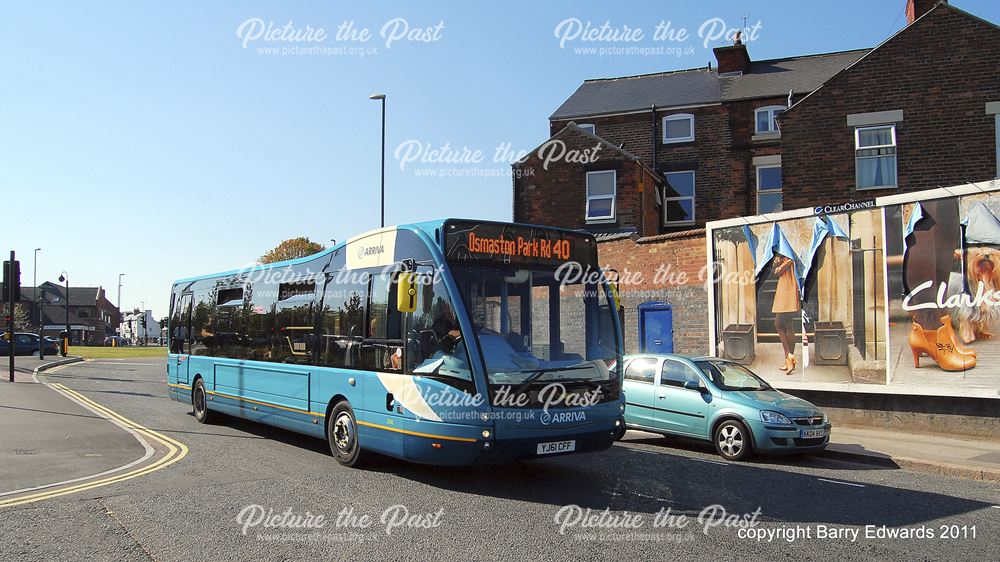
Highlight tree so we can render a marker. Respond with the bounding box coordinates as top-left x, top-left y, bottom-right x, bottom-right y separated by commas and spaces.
259, 237, 326, 264
14, 303, 29, 330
